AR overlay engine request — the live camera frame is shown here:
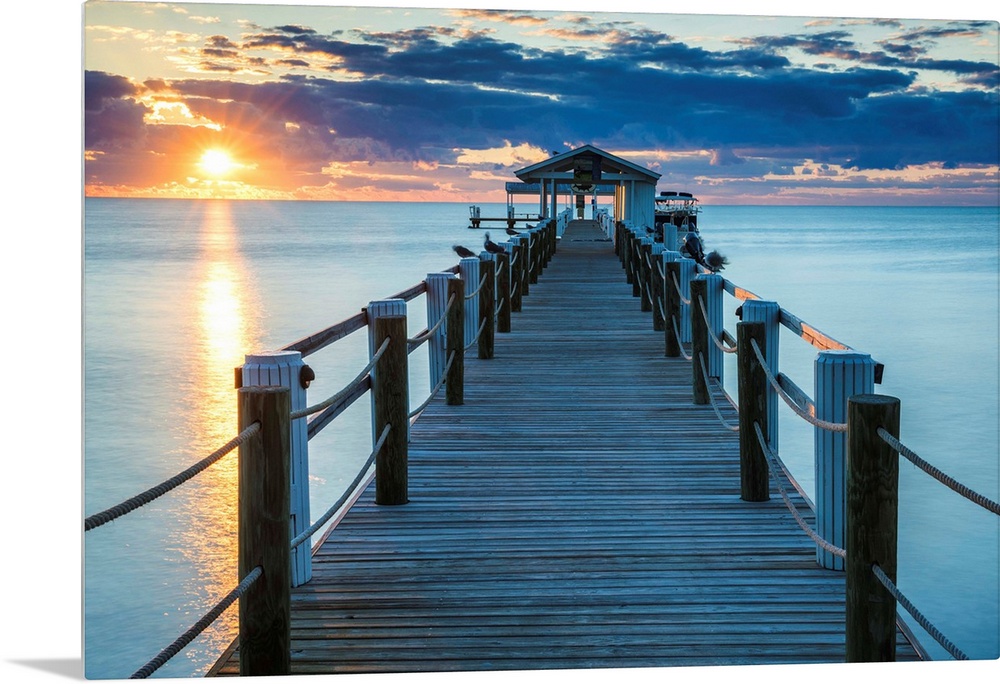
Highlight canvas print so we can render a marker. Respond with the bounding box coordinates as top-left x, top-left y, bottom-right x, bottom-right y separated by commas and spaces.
82, 1, 998, 680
